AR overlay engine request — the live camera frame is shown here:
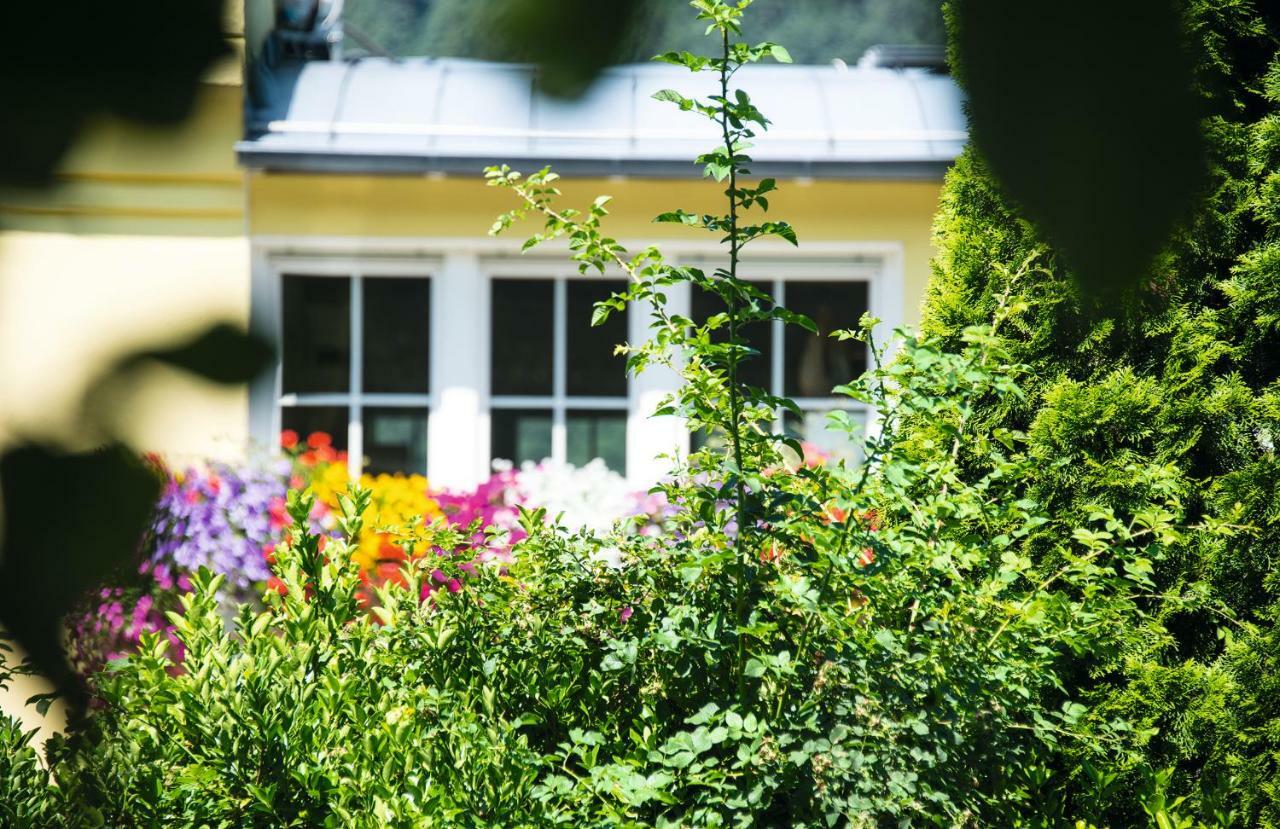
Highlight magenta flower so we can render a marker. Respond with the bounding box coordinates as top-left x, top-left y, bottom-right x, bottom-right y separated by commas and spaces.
619, 605, 633, 623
